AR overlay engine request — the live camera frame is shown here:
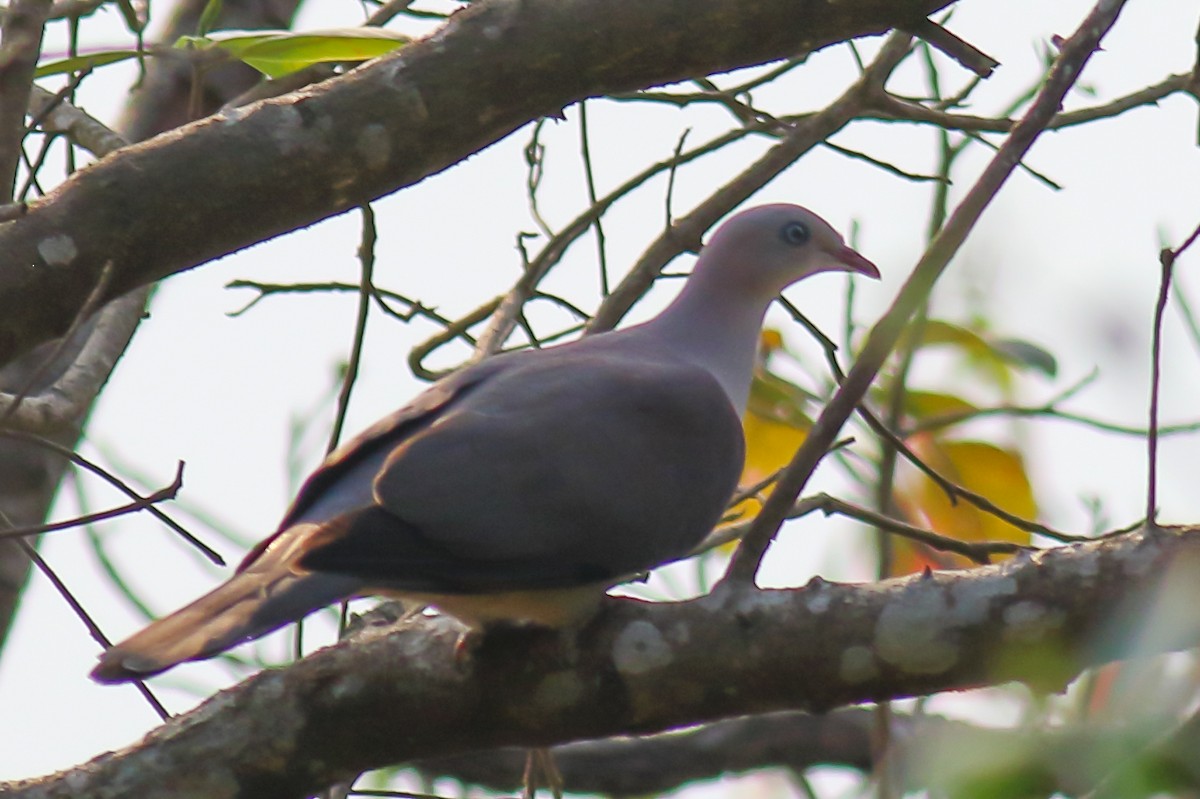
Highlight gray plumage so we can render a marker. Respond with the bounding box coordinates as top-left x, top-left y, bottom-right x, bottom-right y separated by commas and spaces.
91, 203, 878, 683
